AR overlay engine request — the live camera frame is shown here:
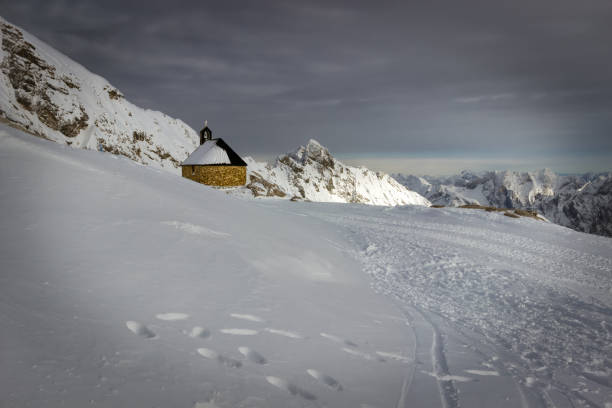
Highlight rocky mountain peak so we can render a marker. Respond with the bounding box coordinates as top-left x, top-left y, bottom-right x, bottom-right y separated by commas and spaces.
283, 138, 335, 169
244, 140, 430, 207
